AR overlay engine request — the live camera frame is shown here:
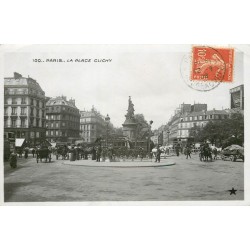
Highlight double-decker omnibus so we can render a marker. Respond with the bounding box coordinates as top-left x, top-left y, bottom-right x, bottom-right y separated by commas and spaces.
4, 132, 15, 161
